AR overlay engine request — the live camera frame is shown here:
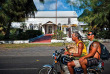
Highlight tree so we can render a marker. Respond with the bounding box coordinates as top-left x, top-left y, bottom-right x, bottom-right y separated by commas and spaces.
79, 0, 110, 31
20, 22, 27, 32
68, 0, 110, 38
0, 0, 37, 39
39, 0, 44, 4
